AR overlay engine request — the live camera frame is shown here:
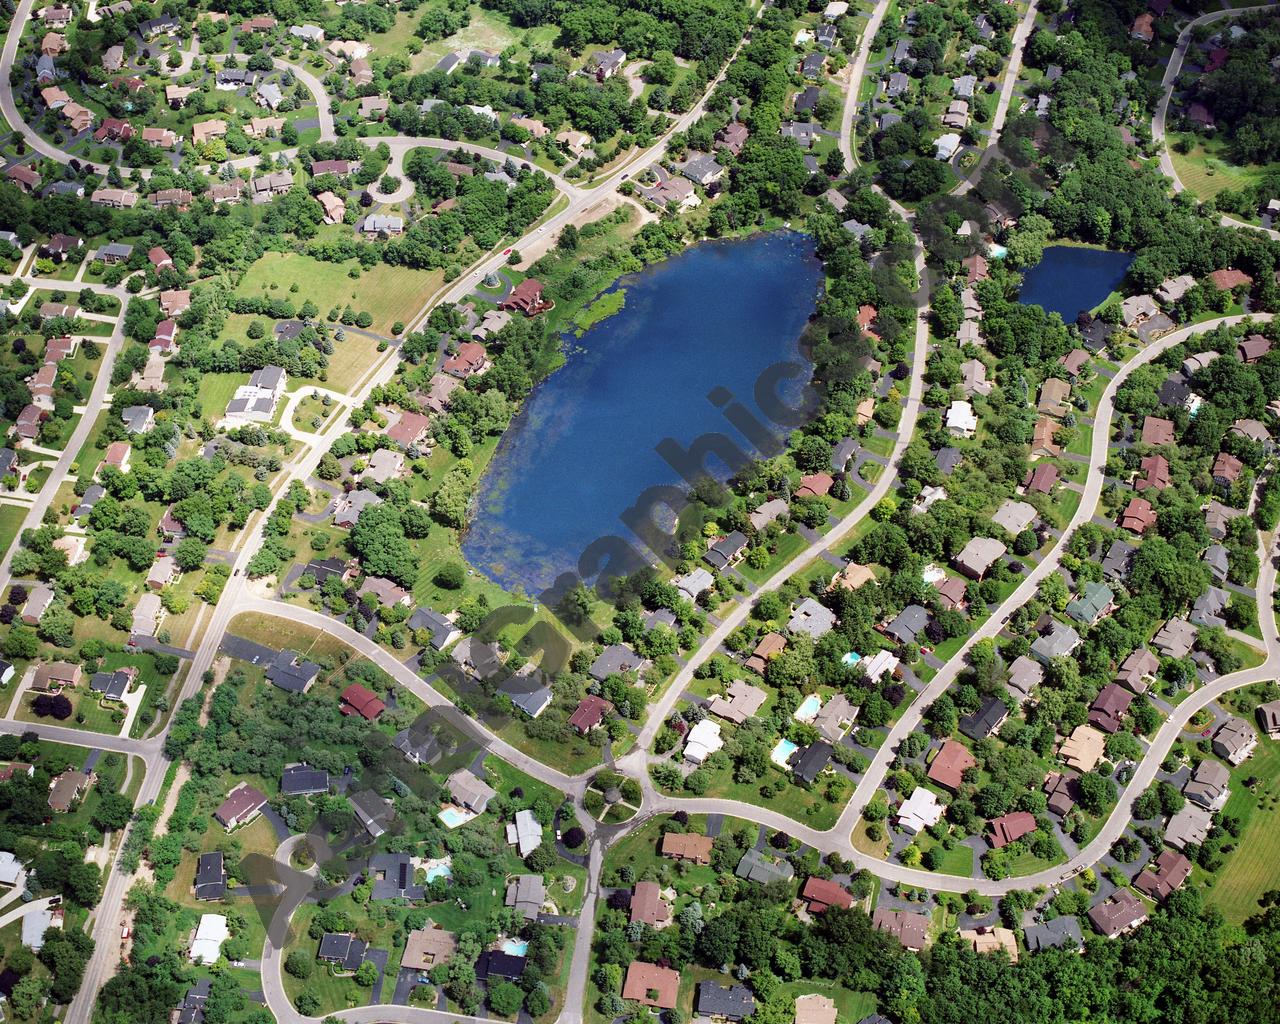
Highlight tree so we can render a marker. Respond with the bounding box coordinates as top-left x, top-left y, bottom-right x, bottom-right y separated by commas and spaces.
563, 825, 586, 849
33, 693, 73, 719
92, 793, 134, 832
285, 950, 314, 979
9, 975, 47, 1019
354, 961, 378, 987
435, 563, 465, 589
488, 981, 524, 1015
5, 624, 39, 658
173, 537, 208, 572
